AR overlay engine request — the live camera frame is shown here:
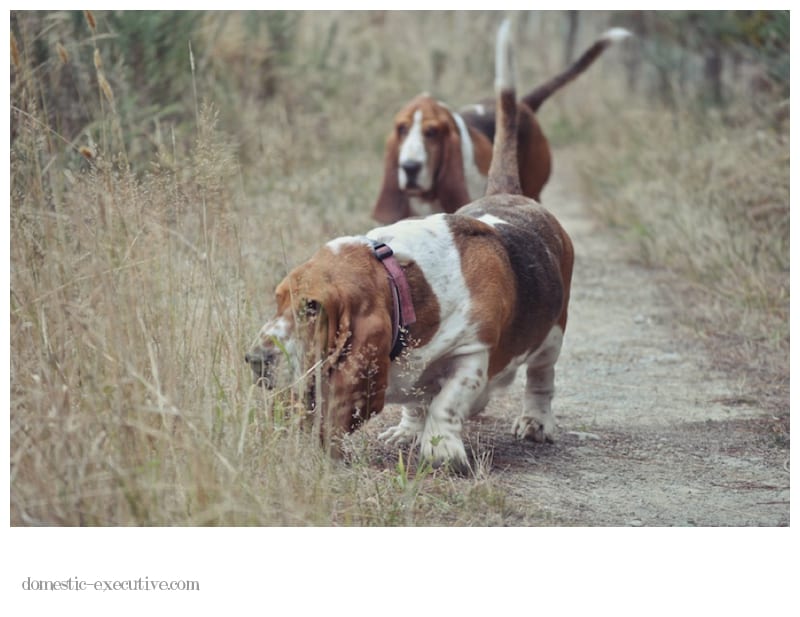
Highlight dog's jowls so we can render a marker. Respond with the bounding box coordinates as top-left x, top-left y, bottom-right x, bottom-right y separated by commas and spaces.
246, 20, 574, 472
